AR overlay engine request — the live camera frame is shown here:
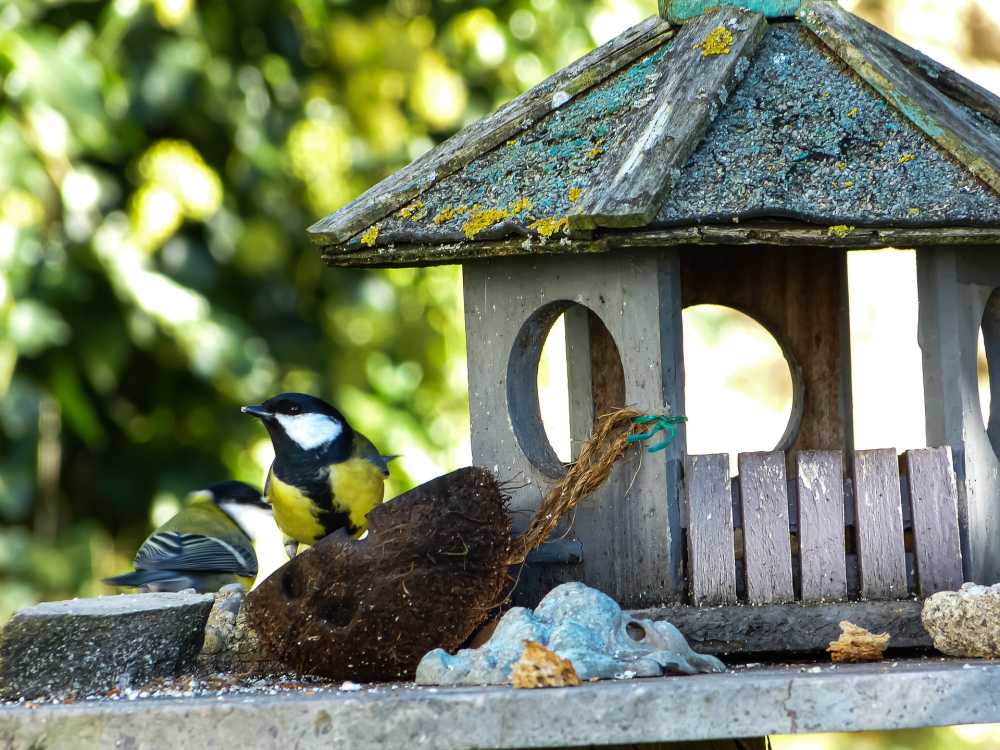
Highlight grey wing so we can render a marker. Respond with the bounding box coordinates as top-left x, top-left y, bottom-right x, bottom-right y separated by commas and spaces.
134, 531, 257, 577
356, 433, 396, 477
